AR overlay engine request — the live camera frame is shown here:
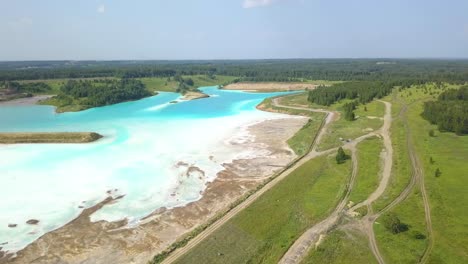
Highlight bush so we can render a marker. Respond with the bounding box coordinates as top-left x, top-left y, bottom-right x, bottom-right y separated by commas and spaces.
336, 147, 349, 164
381, 212, 409, 234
